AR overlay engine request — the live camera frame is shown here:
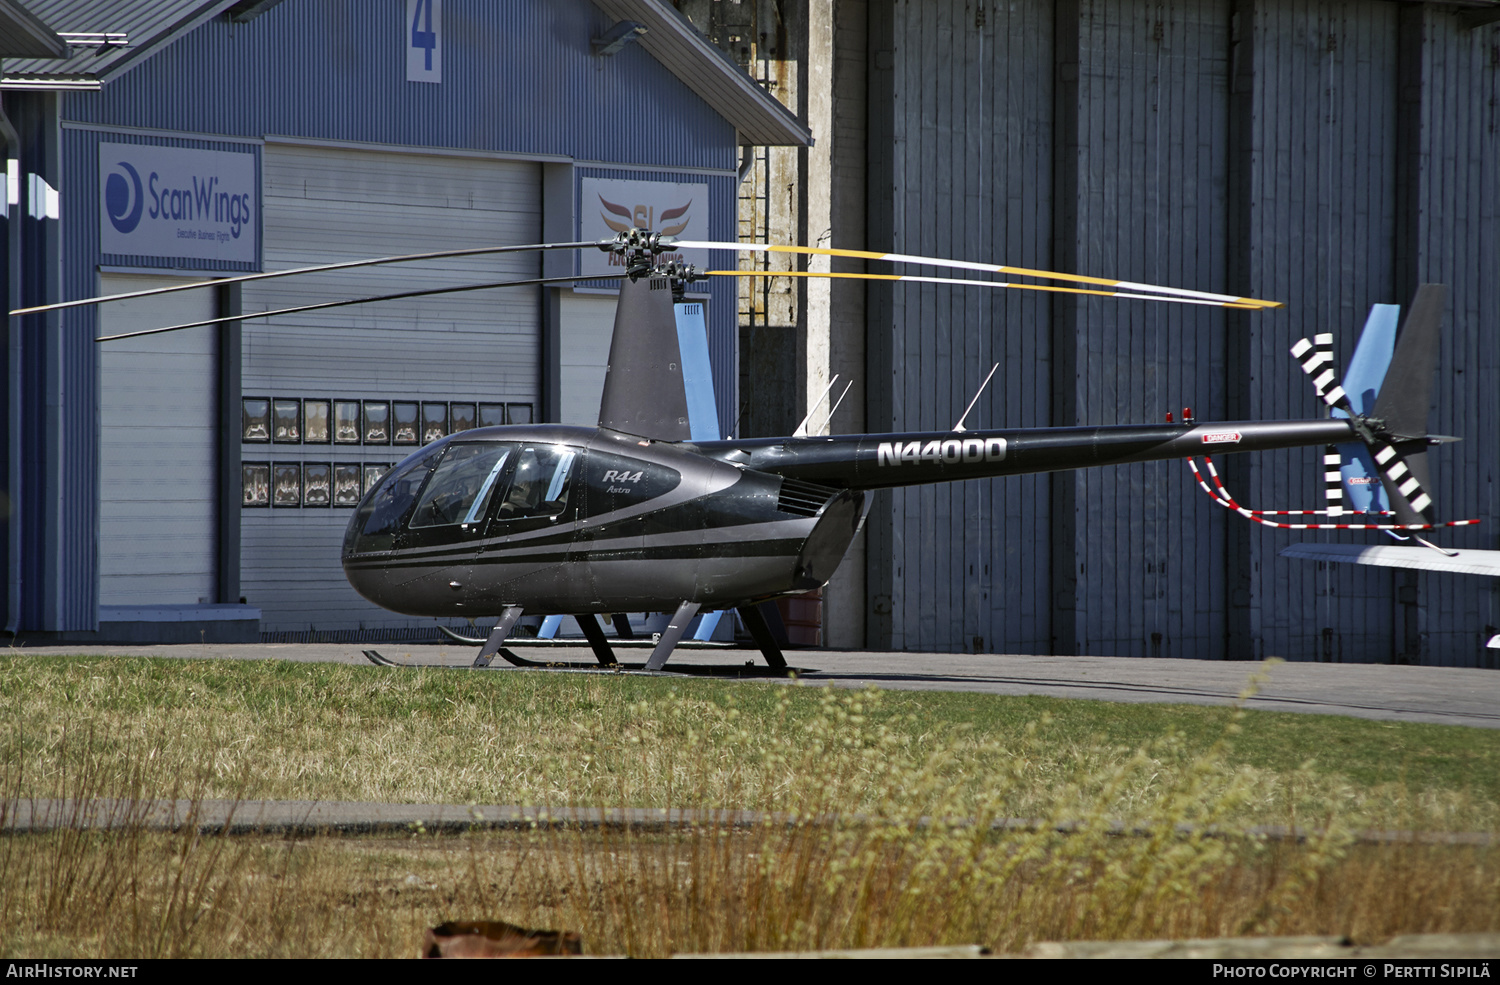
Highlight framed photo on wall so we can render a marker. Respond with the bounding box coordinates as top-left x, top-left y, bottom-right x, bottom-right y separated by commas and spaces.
273, 399, 302, 443
304, 399, 331, 444
243, 398, 270, 442
392, 402, 419, 445
303, 463, 332, 506
334, 400, 361, 443
478, 402, 506, 428
272, 464, 302, 506
363, 400, 390, 444
363, 463, 391, 494
334, 464, 362, 506
242, 463, 270, 506
421, 402, 448, 444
